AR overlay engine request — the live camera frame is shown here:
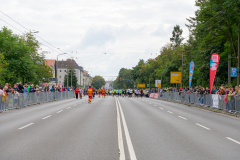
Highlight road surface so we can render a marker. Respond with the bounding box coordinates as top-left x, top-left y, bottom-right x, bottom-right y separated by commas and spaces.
0, 96, 239, 160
